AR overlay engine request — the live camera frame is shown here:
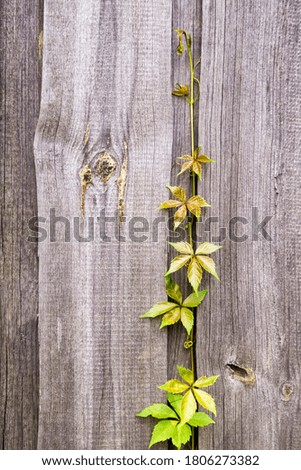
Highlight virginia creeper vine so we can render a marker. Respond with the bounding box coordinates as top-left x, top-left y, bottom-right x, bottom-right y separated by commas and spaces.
137, 30, 221, 450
